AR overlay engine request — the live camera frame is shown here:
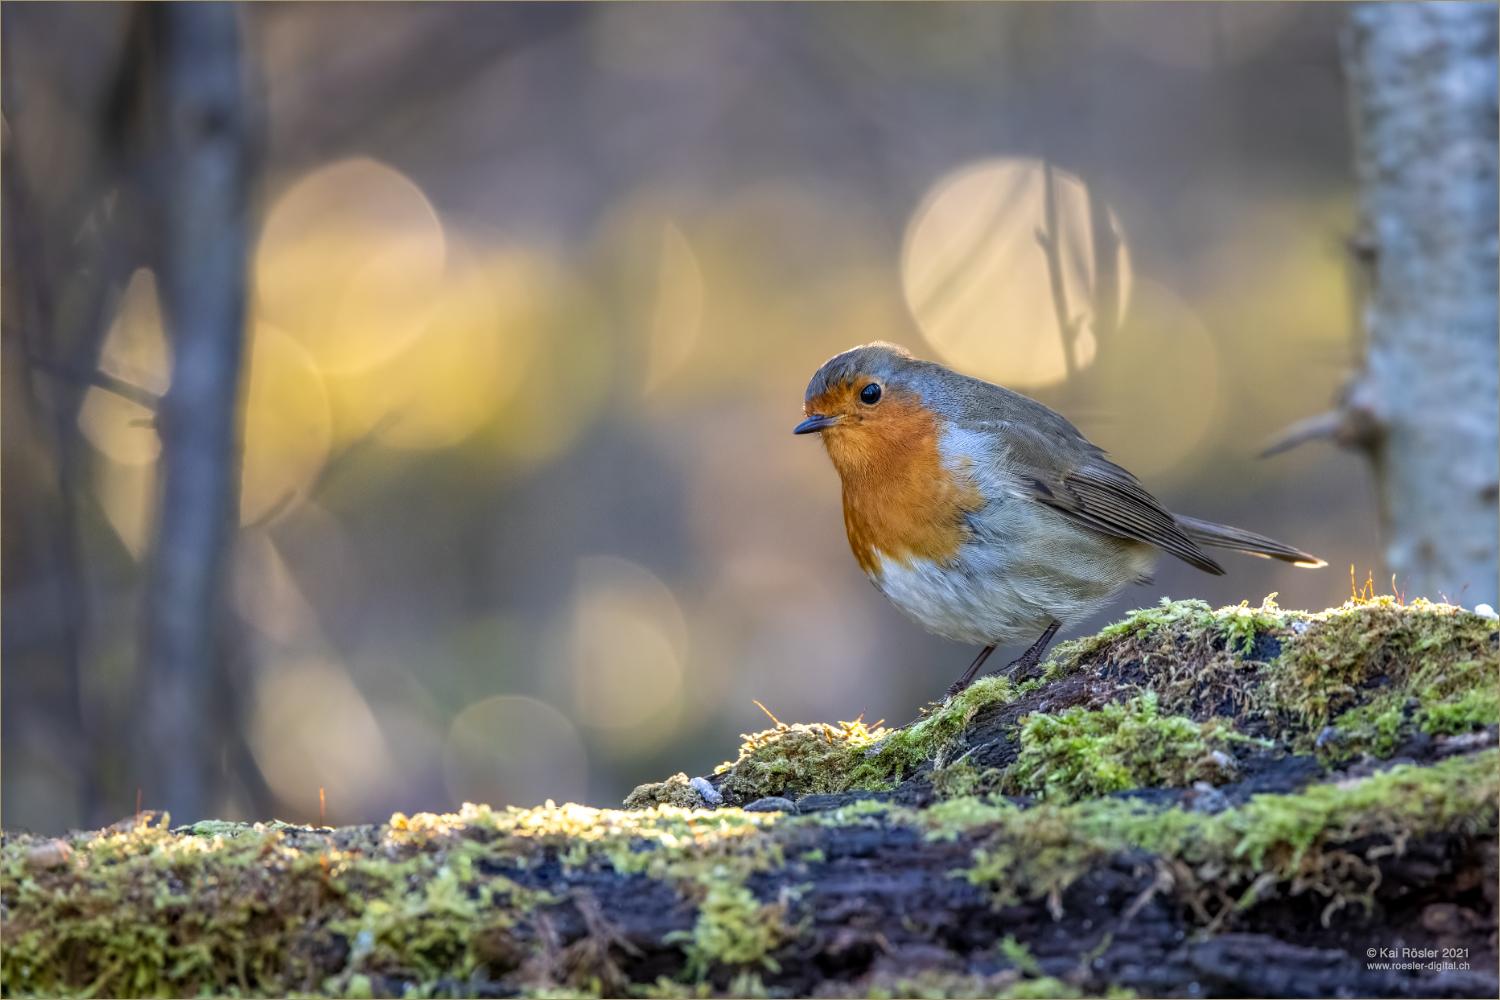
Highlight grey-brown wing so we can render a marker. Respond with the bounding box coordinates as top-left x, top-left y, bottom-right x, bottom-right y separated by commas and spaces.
934, 370, 1224, 574
1041, 461, 1225, 574
981, 416, 1225, 575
